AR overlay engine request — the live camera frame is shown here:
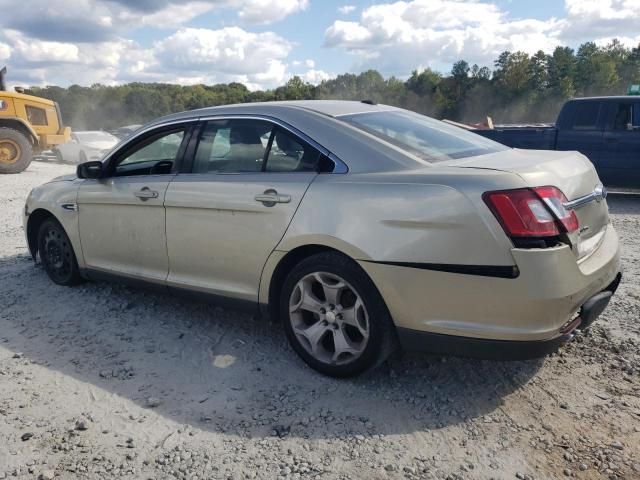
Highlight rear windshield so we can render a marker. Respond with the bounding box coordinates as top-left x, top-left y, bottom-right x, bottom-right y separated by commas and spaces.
341, 110, 508, 162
